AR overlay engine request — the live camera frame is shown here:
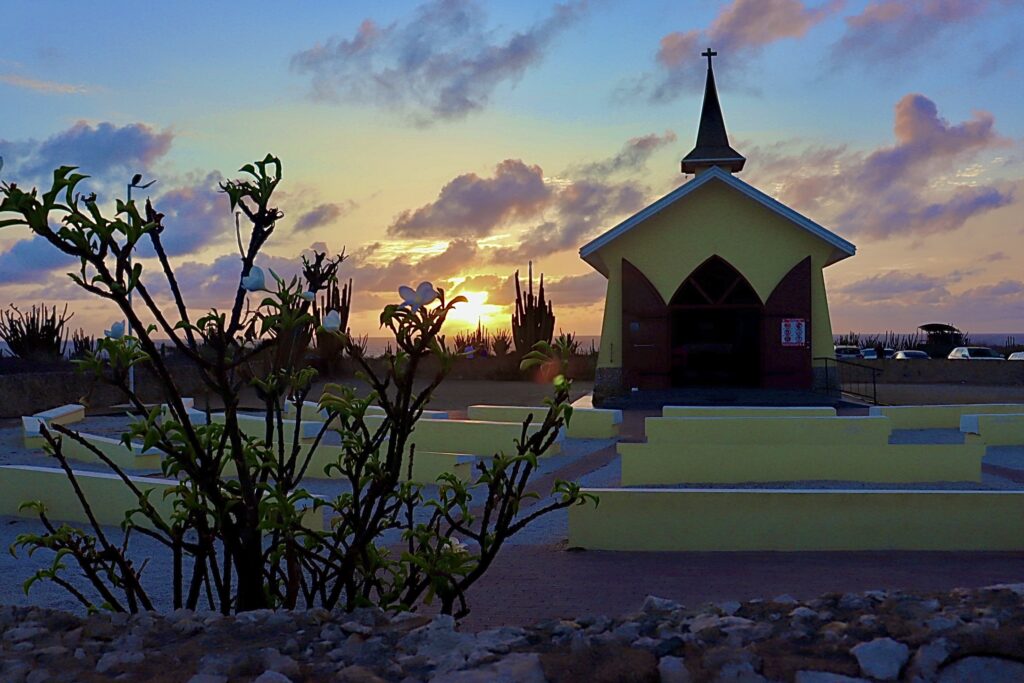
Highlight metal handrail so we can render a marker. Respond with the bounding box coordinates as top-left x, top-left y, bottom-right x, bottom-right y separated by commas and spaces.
814, 356, 883, 405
